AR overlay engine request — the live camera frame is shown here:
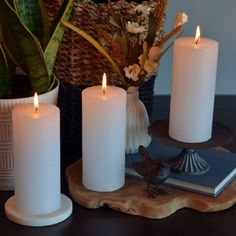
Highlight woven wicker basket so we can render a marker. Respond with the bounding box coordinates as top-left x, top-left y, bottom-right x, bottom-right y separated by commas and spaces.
46, 0, 168, 160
